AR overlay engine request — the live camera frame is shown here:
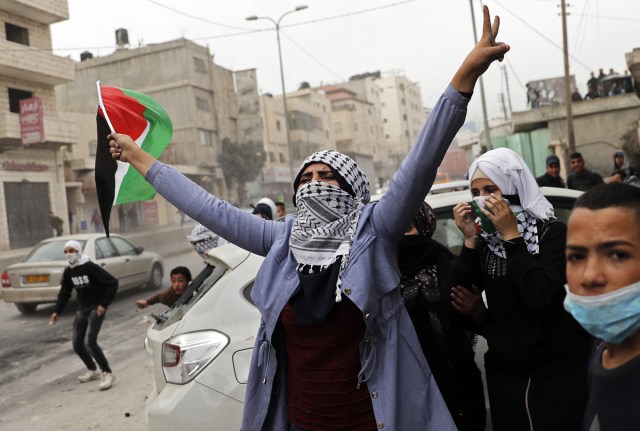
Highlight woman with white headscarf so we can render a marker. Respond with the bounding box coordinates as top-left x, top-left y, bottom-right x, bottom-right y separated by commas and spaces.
107, 7, 509, 430
450, 147, 591, 431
